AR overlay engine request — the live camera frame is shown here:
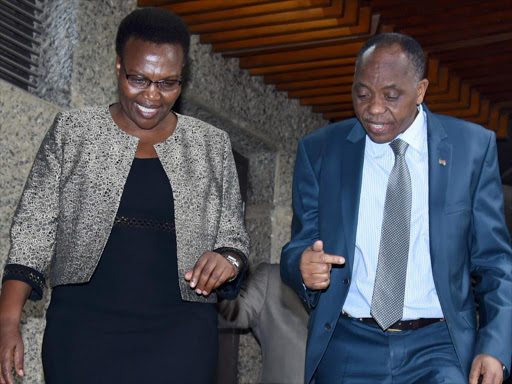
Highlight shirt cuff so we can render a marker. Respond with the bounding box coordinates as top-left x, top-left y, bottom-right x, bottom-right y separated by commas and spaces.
2, 264, 46, 301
